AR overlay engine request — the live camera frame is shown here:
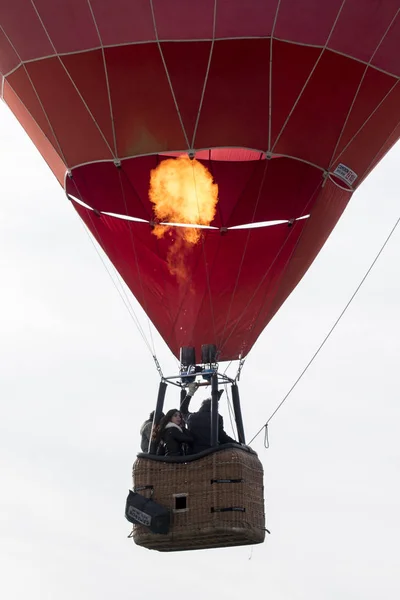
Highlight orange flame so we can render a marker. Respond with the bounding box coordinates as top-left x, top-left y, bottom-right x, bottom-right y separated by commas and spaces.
149, 156, 218, 281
